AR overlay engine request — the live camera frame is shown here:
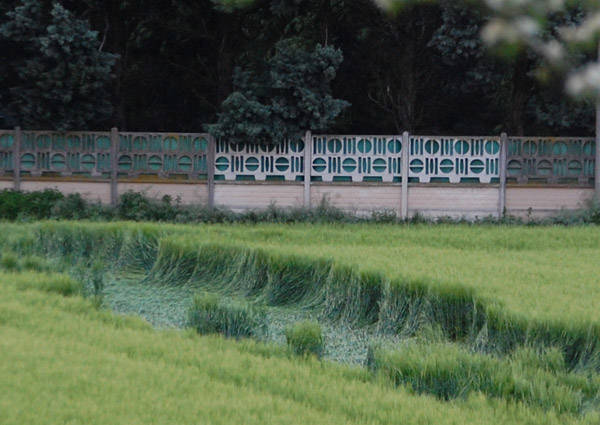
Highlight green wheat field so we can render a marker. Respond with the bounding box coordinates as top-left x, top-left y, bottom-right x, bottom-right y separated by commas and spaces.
1, 221, 600, 424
